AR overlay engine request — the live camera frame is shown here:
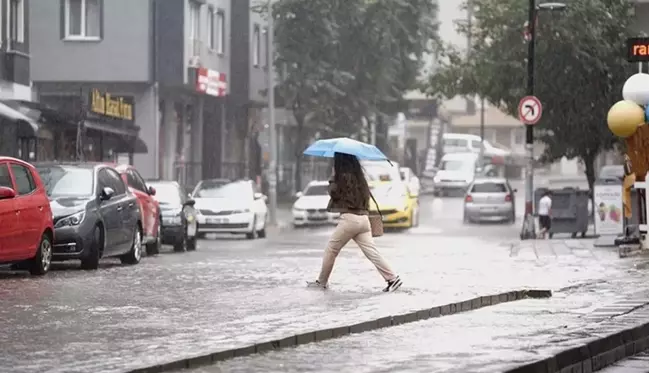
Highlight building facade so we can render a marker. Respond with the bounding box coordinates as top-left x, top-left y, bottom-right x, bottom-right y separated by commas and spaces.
29, 0, 267, 186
